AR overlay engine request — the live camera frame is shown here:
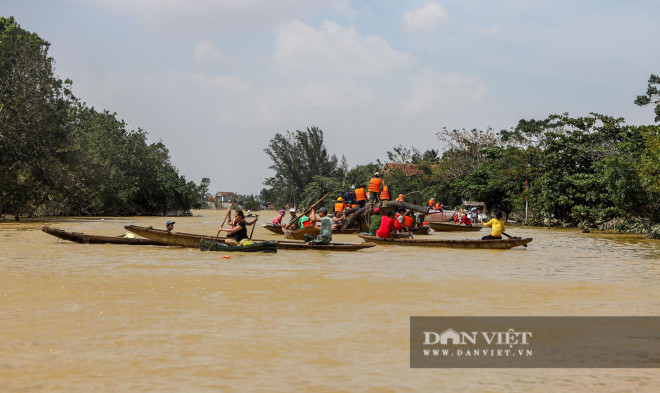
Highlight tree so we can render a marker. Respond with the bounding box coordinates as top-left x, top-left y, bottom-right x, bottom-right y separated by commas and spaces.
635, 74, 660, 122
263, 126, 340, 206
0, 16, 74, 219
